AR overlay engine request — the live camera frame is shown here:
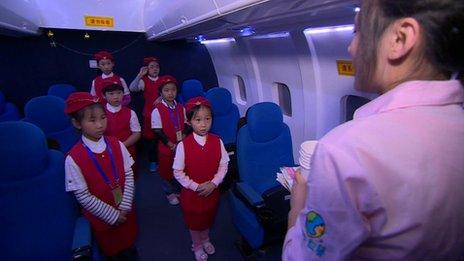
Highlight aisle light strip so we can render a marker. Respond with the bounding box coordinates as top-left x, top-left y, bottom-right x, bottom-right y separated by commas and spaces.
252, 32, 290, 39
304, 25, 354, 35
200, 38, 236, 44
